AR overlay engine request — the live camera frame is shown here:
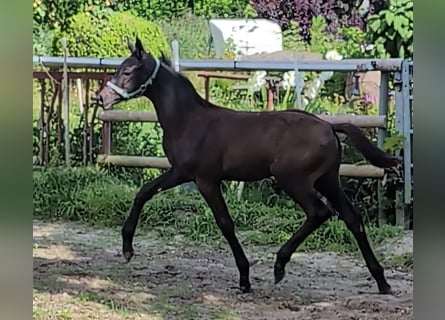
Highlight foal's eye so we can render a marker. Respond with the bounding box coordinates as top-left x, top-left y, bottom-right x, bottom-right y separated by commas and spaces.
123, 71, 132, 76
